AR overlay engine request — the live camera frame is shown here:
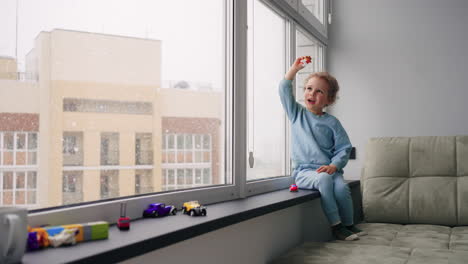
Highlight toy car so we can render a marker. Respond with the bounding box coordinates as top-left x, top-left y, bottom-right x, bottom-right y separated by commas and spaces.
118, 203, 130, 230
142, 203, 177, 218
289, 184, 298, 192
182, 201, 207, 216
